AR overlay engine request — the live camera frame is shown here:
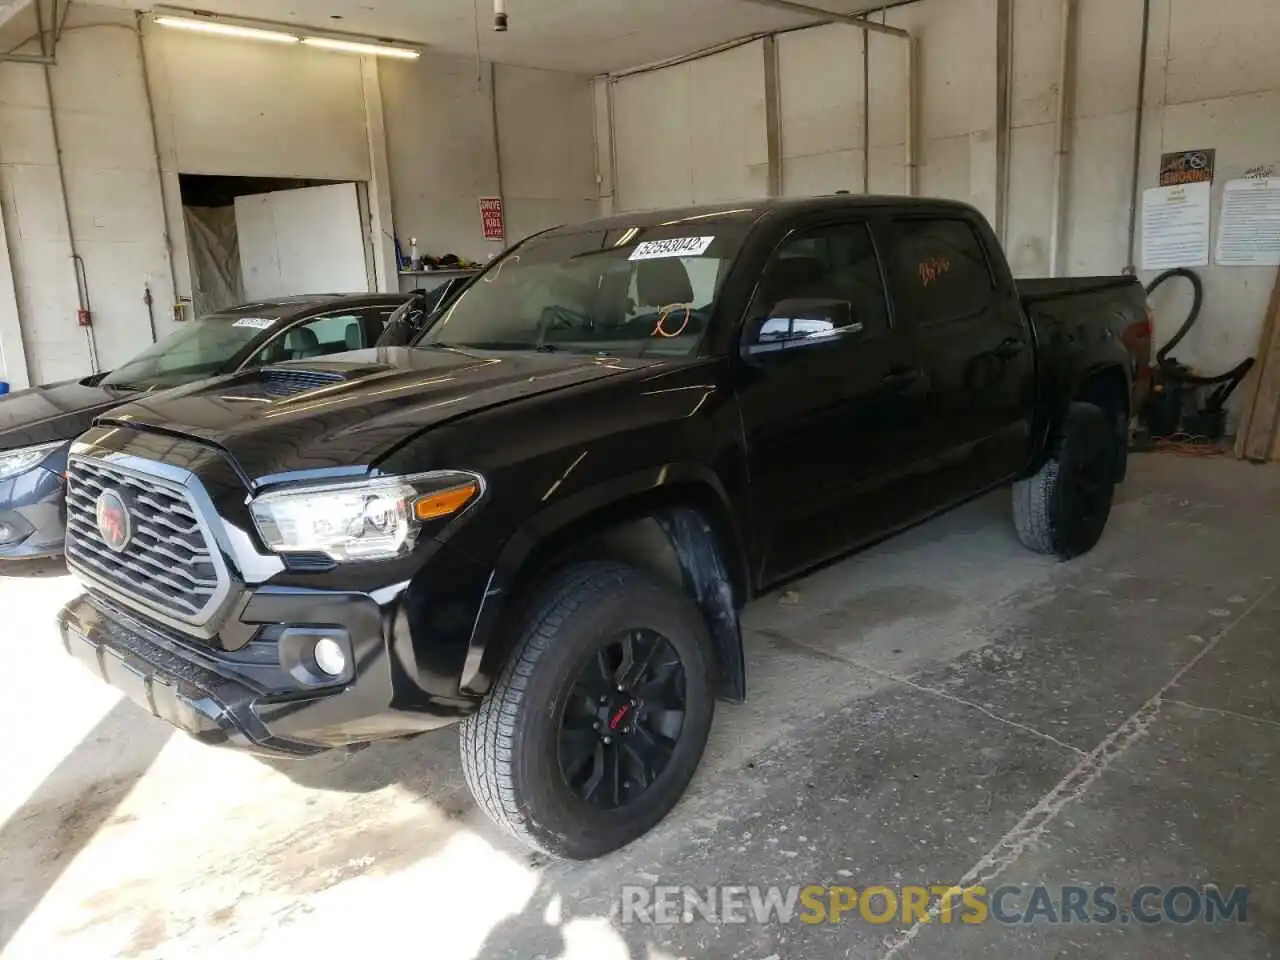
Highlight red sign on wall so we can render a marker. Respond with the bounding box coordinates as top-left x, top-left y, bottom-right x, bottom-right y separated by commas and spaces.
479, 196, 506, 242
